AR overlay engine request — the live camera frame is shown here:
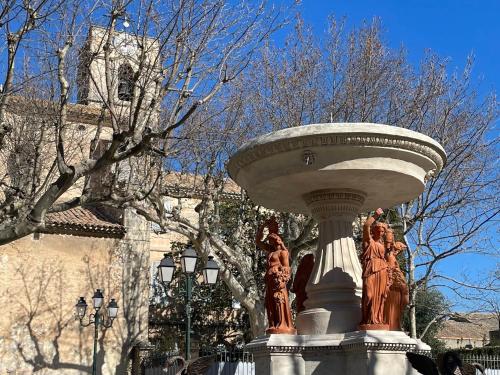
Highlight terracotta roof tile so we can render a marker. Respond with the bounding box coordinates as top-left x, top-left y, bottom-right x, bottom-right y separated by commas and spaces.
437, 313, 498, 340
45, 206, 125, 238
